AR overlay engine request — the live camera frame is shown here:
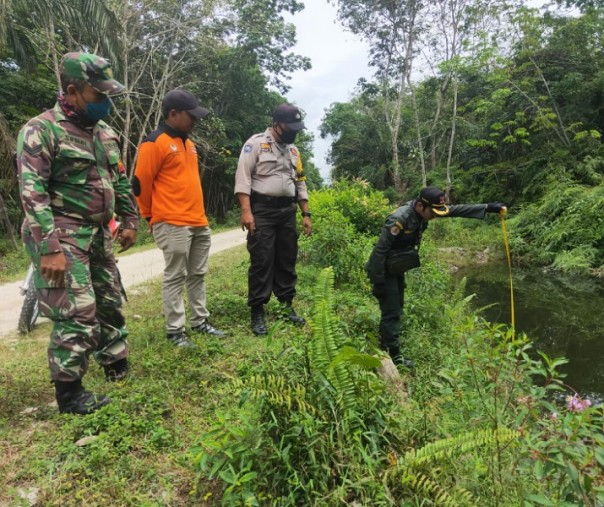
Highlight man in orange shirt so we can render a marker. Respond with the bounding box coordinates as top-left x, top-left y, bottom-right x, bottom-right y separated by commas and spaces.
133, 89, 225, 347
